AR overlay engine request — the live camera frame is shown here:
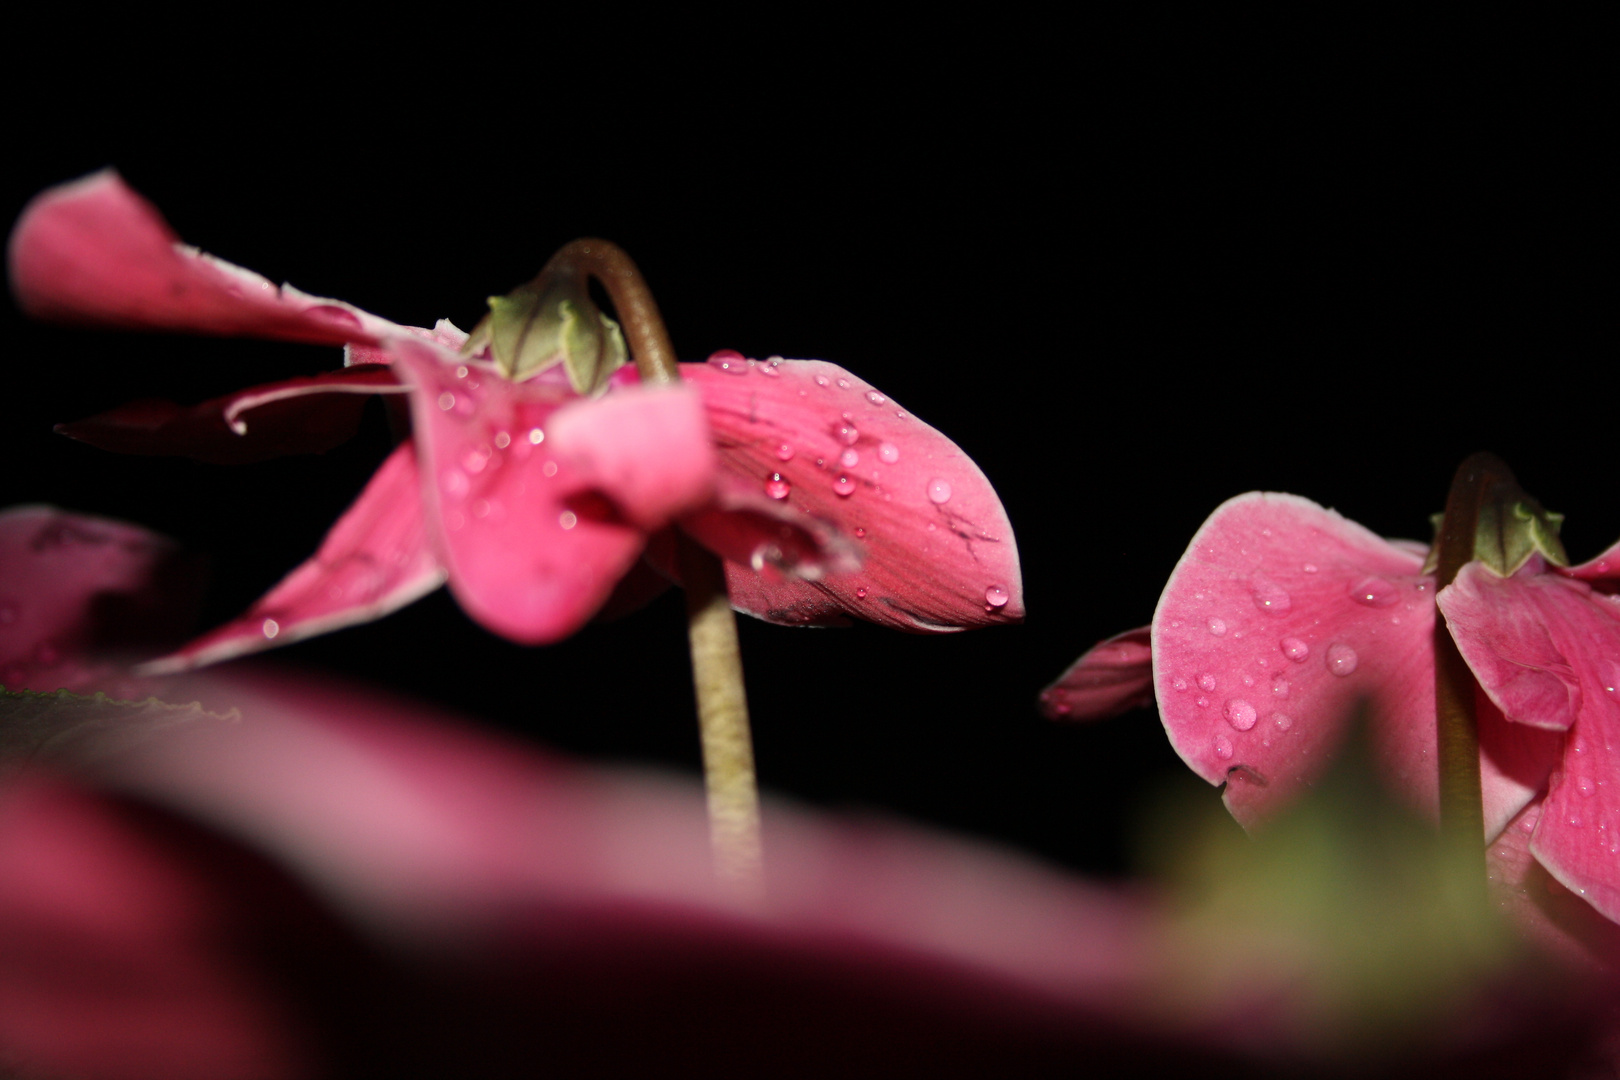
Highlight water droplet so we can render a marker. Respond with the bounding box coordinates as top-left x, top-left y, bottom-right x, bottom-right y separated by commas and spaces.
463, 445, 492, 474
814, 374, 831, 387
455, 364, 469, 379
1281, 637, 1310, 662
985, 585, 1010, 608
1198, 673, 1217, 692
1273, 713, 1293, 732
262, 618, 280, 639
494, 431, 511, 449
1578, 777, 1597, 796
833, 475, 857, 497
1207, 617, 1228, 636
437, 392, 456, 411
765, 474, 792, 499
1213, 735, 1234, 760
1196, 696, 1210, 708
1224, 699, 1258, 731
1242, 674, 1255, 687
441, 468, 469, 499
759, 357, 782, 377
1302, 563, 1318, 573
1349, 576, 1400, 607
528, 427, 545, 444
542, 461, 559, 478
836, 377, 852, 389
854, 527, 866, 539
876, 442, 901, 465
927, 478, 952, 504
1271, 675, 1289, 697
472, 499, 491, 518
707, 349, 750, 374
1326, 642, 1358, 676
864, 390, 886, 406
840, 448, 860, 468
558, 511, 578, 530
837, 423, 860, 446
1172, 677, 1188, 692
775, 442, 795, 461
856, 587, 868, 599
1250, 577, 1292, 615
